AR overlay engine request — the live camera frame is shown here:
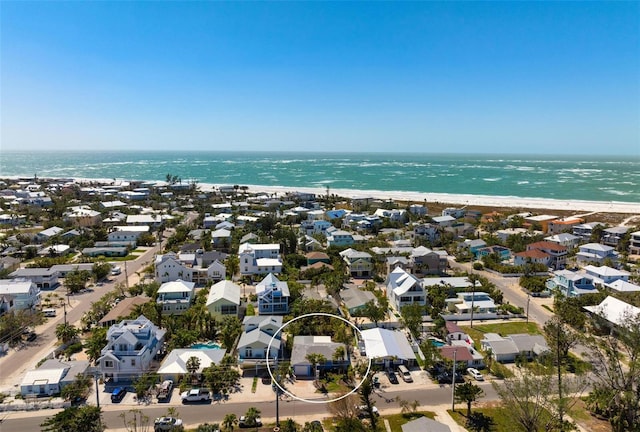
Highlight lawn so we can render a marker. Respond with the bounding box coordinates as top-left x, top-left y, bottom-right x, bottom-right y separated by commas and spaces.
386, 411, 436, 432
449, 405, 552, 432
462, 322, 542, 347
